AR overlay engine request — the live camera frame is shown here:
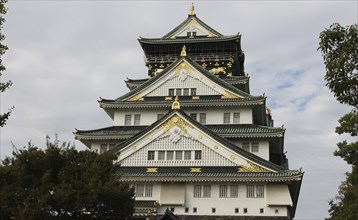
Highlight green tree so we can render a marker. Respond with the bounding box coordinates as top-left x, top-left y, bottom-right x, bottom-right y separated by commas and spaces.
0, 137, 135, 219
0, 0, 12, 127
318, 23, 358, 220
